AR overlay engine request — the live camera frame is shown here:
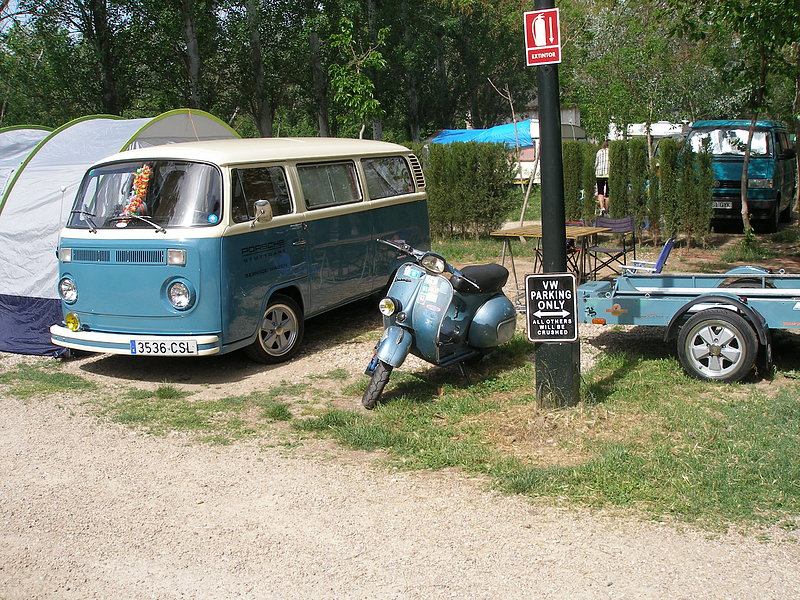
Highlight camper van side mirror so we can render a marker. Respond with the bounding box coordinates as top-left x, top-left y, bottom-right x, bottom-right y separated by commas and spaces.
250, 199, 273, 228
782, 148, 796, 160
